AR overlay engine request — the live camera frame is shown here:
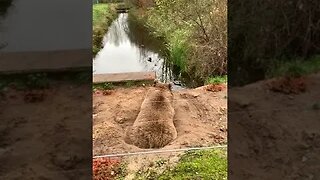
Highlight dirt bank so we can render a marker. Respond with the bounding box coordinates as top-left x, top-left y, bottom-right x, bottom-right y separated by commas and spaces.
229, 73, 320, 179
